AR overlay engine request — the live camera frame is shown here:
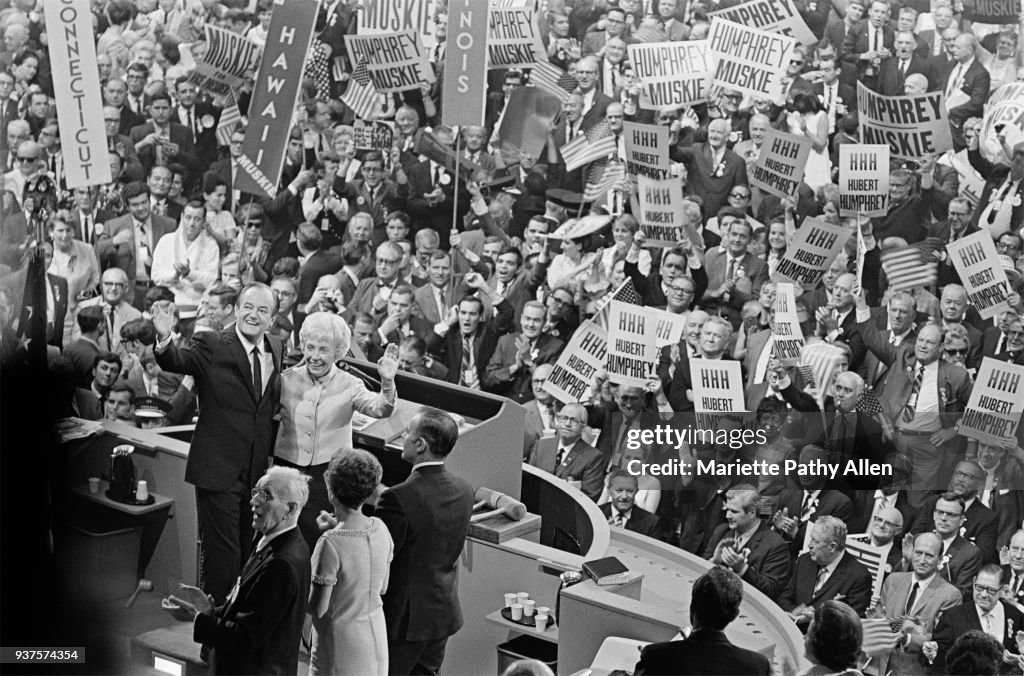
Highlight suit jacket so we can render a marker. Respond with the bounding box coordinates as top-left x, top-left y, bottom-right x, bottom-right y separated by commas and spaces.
779, 550, 873, 616
484, 332, 565, 403
178, 101, 220, 168
406, 161, 461, 241
345, 178, 408, 242
94, 213, 177, 283
127, 121, 199, 177
425, 298, 516, 385
193, 527, 310, 676
376, 464, 474, 642
155, 329, 283, 492
634, 629, 771, 676
296, 250, 343, 305
528, 437, 605, 501
930, 600, 1024, 674
876, 571, 963, 676
521, 399, 553, 458
579, 89, 615, 132
413, 276, 478, 325
74, 387, 104, 420
0, 211, 28, 268
937, 534, 985, 600
347, 276, 400, 323
702, 521, 793, 599
840, 21, 896, 82
944, 59, 991, 123
967, 147, 1024, 234
116, 105, 145, 136
699, 249, 768, 327
1002, 564, 1024, 607
774, 489, 855, 556
373, 315, 436, 347
668, 353, 744, 413
910, 494, 999, 565
670, 143, 749, 220
209, 157, 259, 213
72, 297, 142, 350
64, 337, 101, 387
877, 54, 934, 95
69, 207, 117, 245
46, 273, 68, 351
861, 305, 921, 388
599, 501, 659, 537
857, 316, 972, 428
